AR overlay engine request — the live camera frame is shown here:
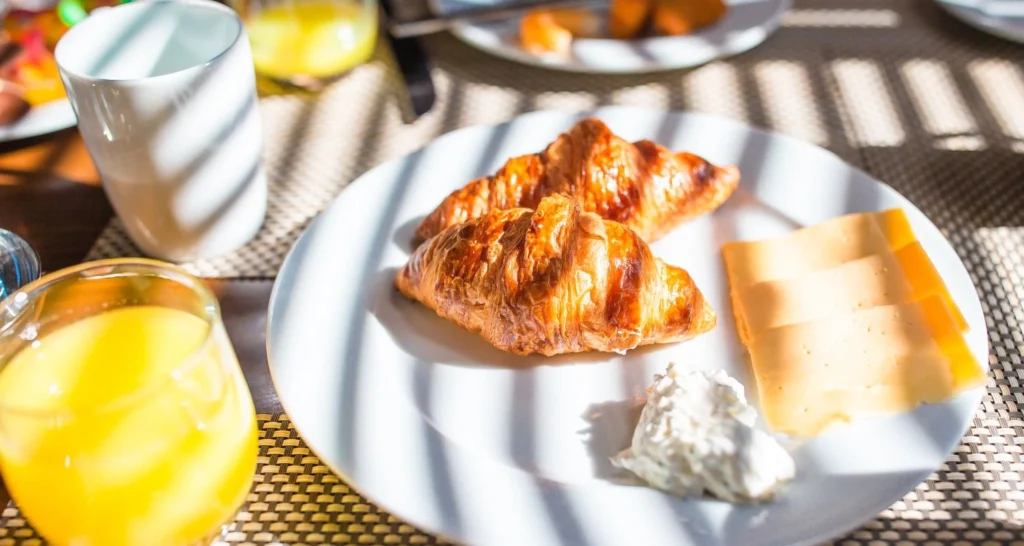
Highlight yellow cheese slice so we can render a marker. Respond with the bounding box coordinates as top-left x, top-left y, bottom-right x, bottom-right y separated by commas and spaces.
722, 208, 915, 289
893, 241, 967, 330
749, 295, 985, 437
733, 241, 968, 344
